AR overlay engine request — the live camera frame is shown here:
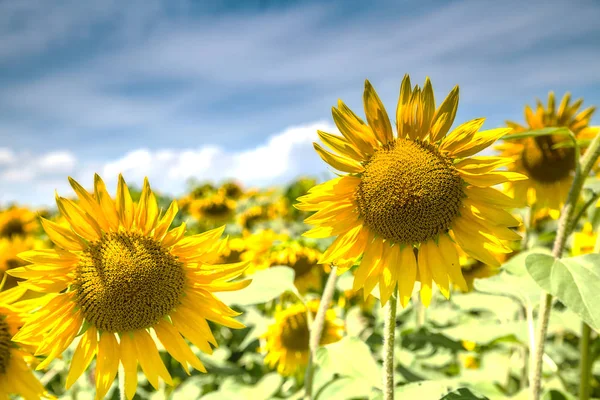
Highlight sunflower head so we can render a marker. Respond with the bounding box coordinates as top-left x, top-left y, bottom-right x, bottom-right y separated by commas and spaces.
0, 286, 46, 399
0, 236, 40, 289
189, 194, 236, 224
238, 205, 270, 231
0, 207, 38, 239
297, 75, 524, 307
500, 92, 597, 213
218, 181, 244, 200
9, 174, 250, 400
262, 301, 344, 377
268, 241, 323, 293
